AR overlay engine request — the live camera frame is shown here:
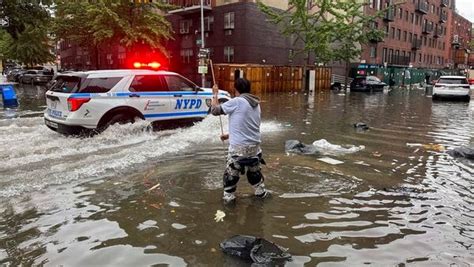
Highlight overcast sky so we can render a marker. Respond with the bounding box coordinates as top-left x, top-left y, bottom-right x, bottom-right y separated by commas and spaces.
456, 0, 474, 23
